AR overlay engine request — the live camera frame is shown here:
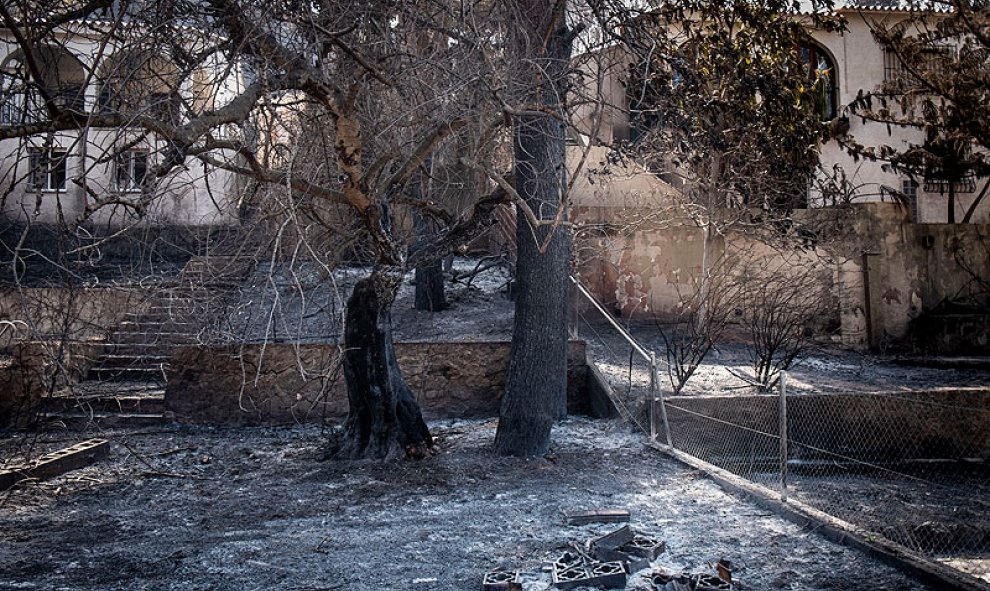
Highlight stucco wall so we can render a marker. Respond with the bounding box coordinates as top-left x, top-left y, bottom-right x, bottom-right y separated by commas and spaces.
835, 203, 990, 348
165, 341, 595, 425
574, 201, 989, 350
572, 208, 836, 325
